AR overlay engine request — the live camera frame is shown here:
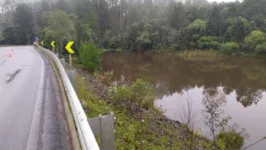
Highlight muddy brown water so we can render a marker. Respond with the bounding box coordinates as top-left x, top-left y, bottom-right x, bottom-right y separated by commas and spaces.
102, 52, 266, 149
